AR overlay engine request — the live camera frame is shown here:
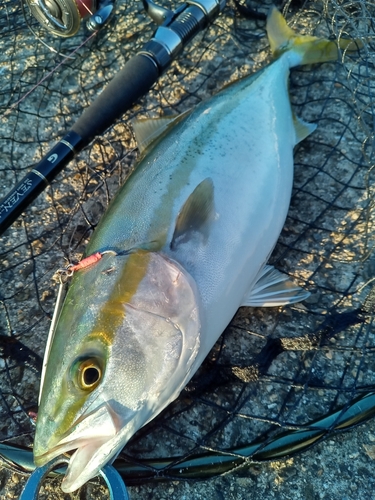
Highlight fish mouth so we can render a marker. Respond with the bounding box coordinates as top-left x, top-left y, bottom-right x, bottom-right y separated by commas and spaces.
34, 403, 124, 493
